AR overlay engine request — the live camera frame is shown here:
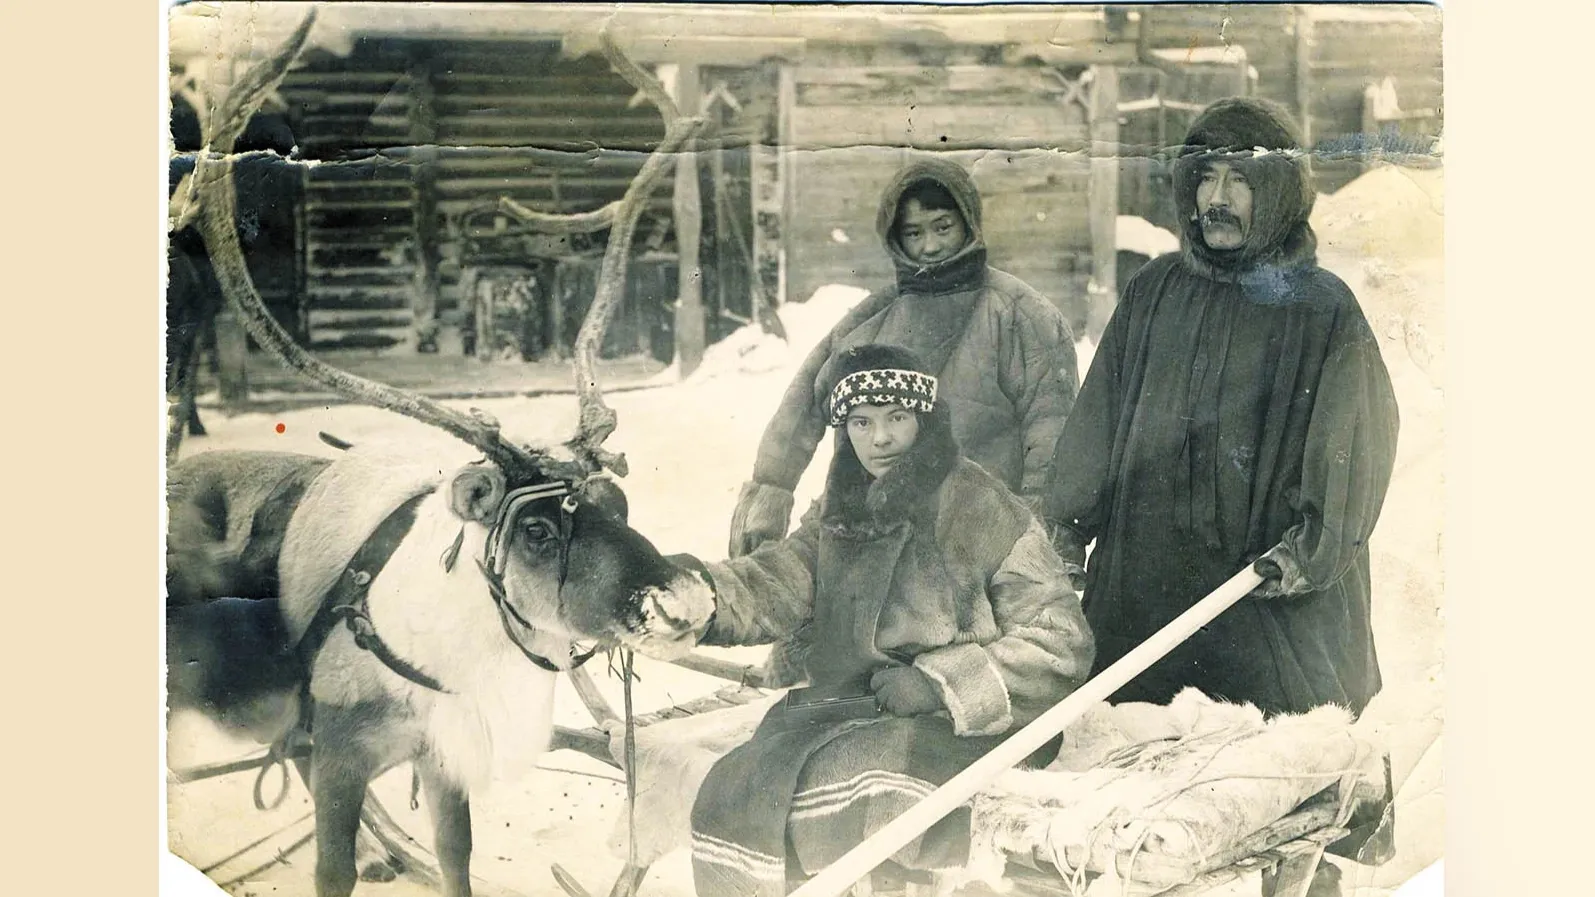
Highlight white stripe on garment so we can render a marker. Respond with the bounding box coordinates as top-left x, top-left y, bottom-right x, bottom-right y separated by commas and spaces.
788, 770, 937, 821
691, 832, 787, 881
